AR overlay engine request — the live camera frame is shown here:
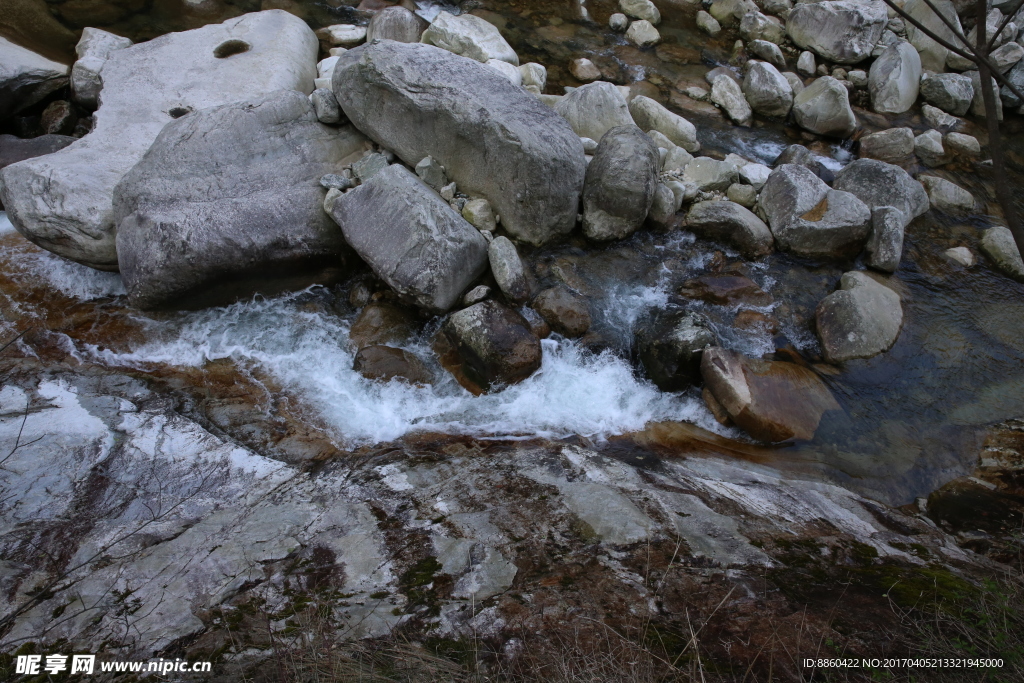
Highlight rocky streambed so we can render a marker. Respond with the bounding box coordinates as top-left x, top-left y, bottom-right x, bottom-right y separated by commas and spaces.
1, 0, 1024, 677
